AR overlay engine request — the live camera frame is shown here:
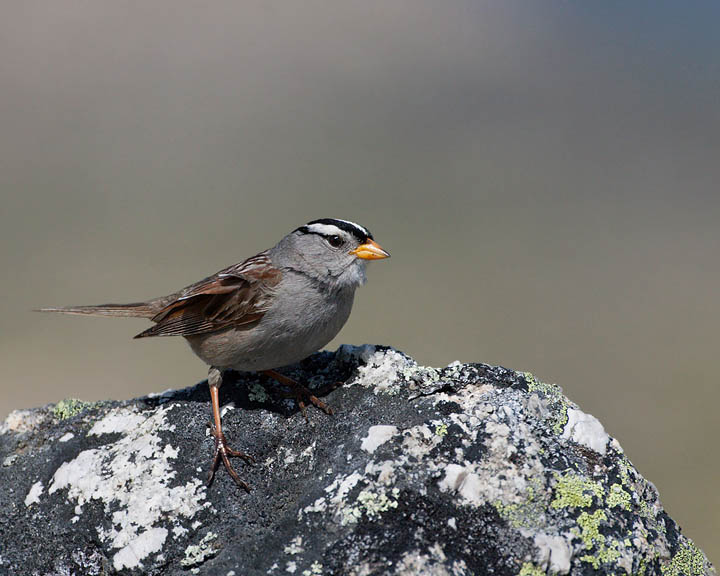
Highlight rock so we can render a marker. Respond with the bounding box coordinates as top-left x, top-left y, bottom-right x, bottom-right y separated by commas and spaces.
0, 345, 715, 576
